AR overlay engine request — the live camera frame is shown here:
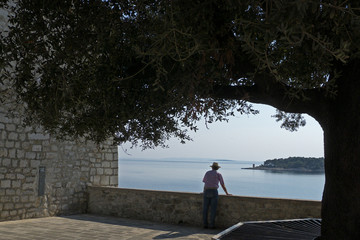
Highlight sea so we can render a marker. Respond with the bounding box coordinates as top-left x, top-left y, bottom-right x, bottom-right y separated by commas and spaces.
118, 158, 325, 201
